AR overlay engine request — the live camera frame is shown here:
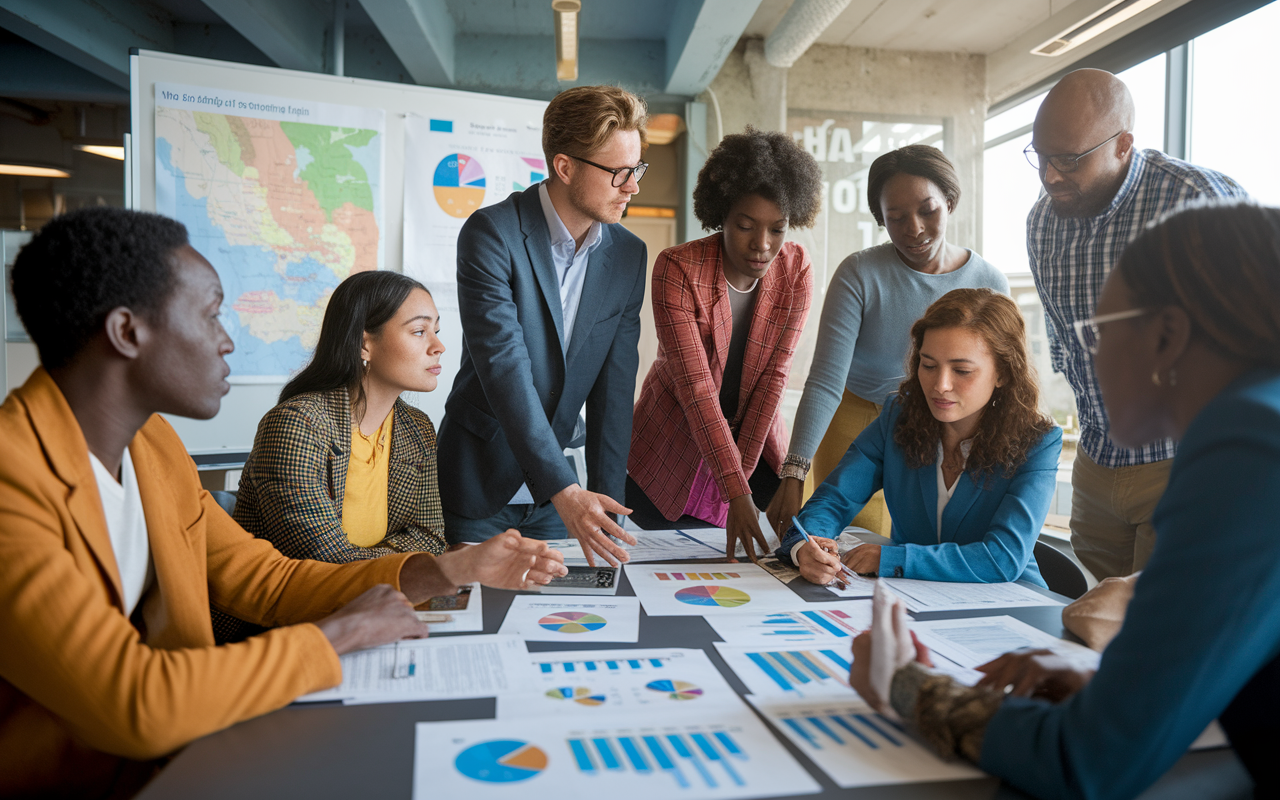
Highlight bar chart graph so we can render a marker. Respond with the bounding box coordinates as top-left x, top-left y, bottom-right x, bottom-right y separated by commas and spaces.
749, 698, 984, 788
707, 606, 871, 645
655, 571, 743, 581
715, 643, 856, 699
536, 655, 671, 674
416, 710, 822, 799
